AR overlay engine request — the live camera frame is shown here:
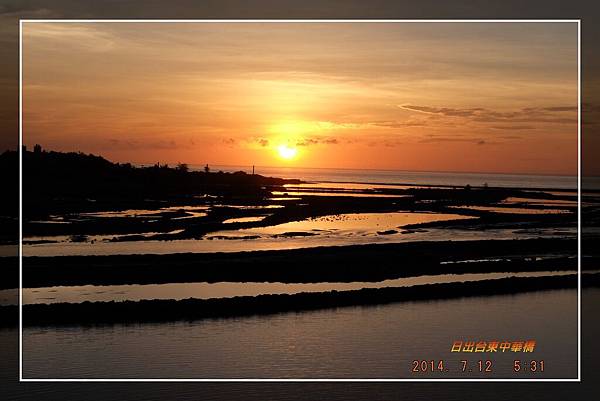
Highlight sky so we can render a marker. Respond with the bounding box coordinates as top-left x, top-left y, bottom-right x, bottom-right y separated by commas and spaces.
22, 21, 579, 175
